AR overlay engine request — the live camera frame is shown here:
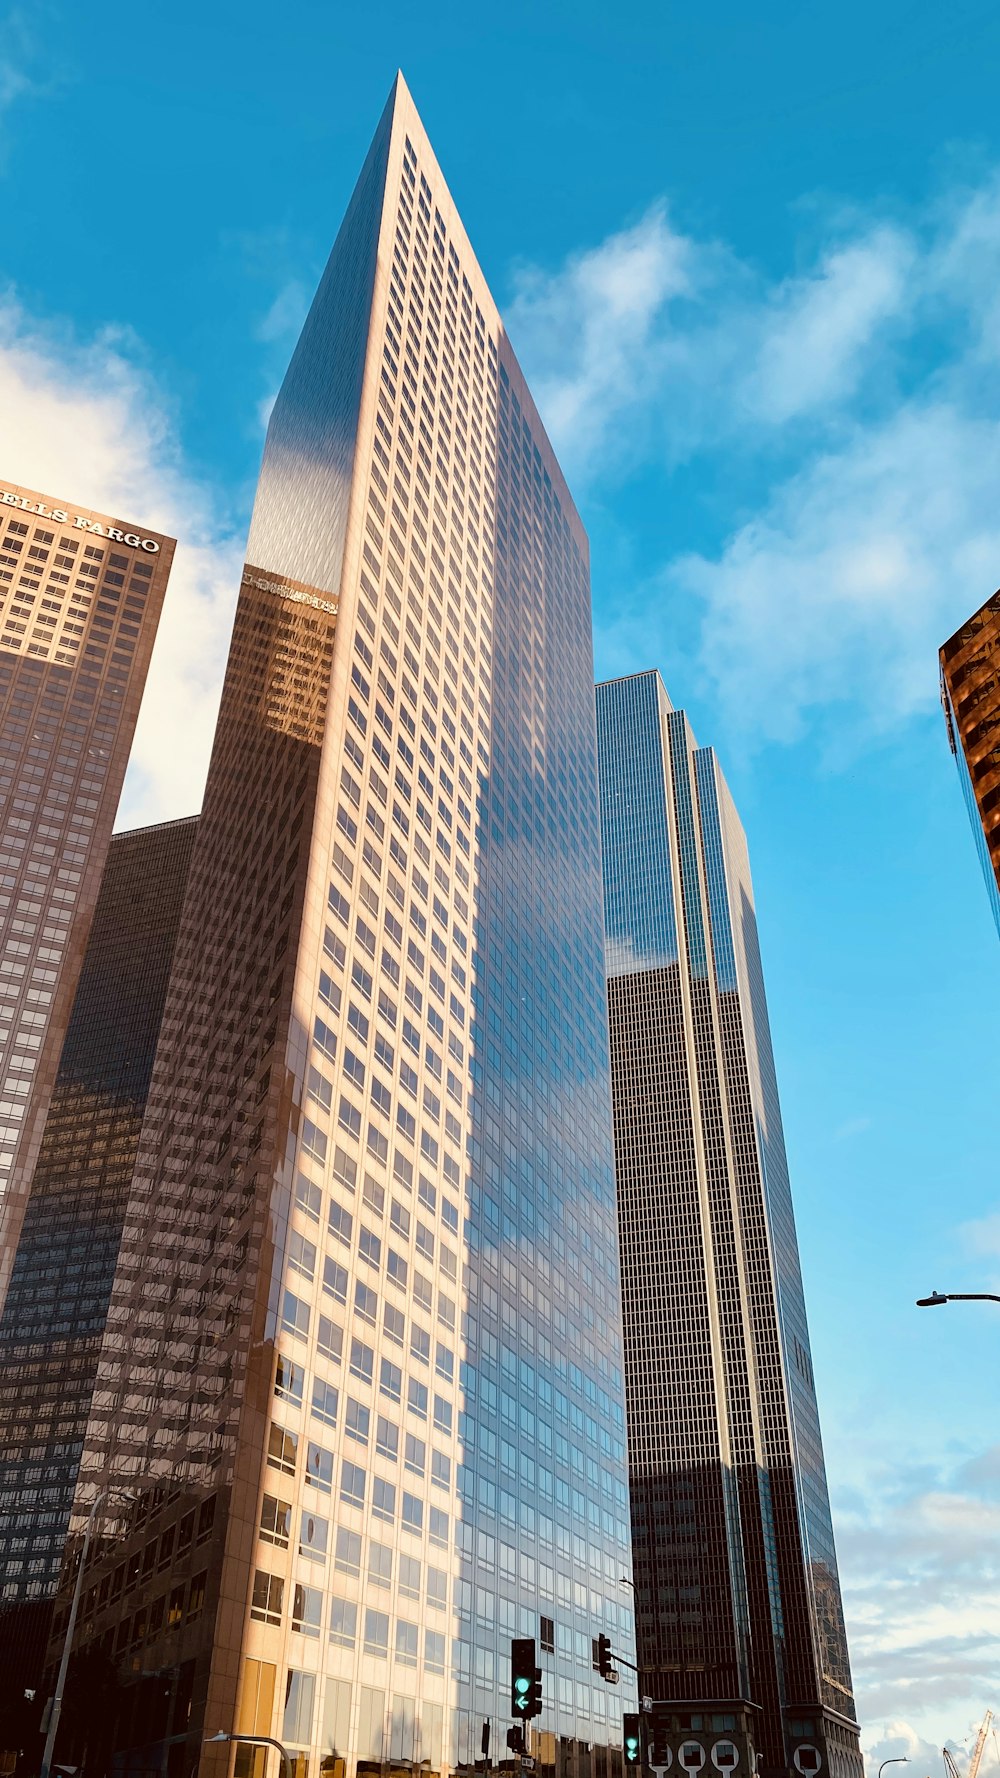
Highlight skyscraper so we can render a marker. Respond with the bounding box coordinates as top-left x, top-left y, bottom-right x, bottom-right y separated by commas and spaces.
0, 814, 197, 1722
0, 482, 173, 1311
940, 591, 1000, 936
595, 671, 861, 1778
51, 75, 634, 1778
